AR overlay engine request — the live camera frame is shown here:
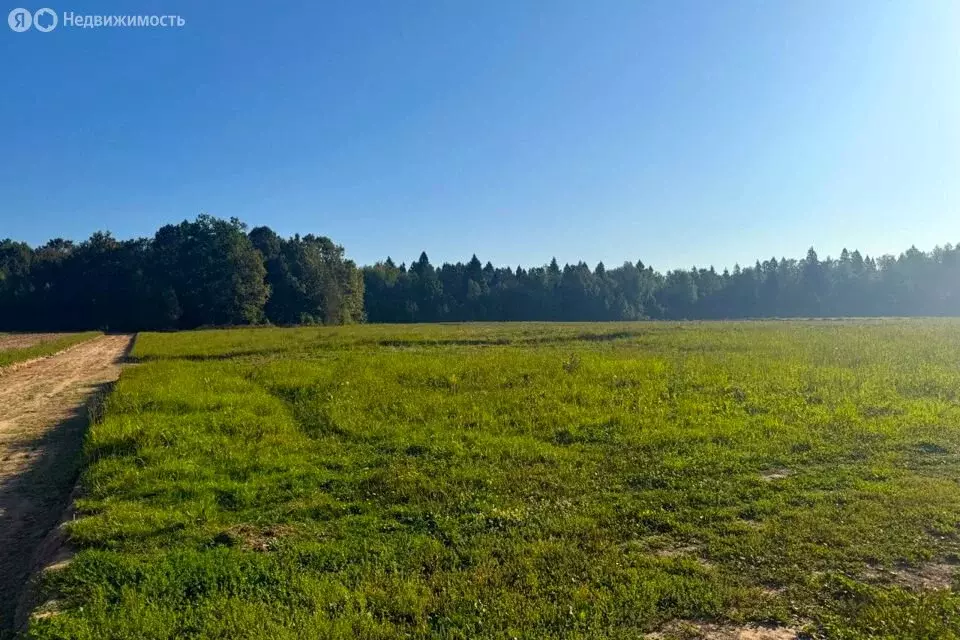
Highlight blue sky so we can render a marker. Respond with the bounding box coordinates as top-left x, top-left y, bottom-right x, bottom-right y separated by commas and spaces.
2, 1, 959, 270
